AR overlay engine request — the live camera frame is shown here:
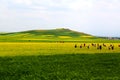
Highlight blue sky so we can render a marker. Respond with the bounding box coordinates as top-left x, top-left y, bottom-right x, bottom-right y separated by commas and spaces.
0, 0, 120, 37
